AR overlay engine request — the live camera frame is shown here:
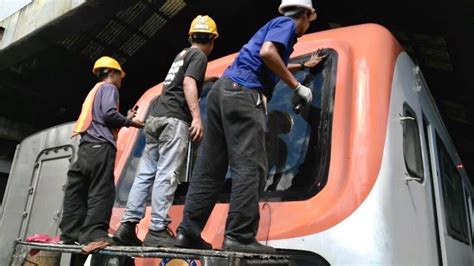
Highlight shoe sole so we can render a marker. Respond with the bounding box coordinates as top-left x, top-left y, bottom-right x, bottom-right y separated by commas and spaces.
223, 246, 276, 254
143, 239, 175, 247
174, 244, 212, 250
